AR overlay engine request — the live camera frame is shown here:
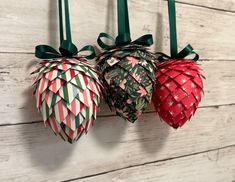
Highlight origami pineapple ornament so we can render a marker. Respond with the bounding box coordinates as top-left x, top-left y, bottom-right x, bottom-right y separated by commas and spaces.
153, 0, 205, 128
32, 0, 101, 143
97, 0, 156, 122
